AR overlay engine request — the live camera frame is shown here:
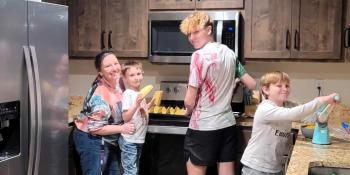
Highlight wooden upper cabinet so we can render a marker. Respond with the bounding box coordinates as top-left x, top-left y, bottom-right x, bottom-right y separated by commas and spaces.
69, 0, 102, 57
105, 0, 148, 57
344, 0, 350, 62
244, 0, 292, 58
149, 0, 195, 10
196, 0, 244, 9
149, 0, 243, 10
245, 0, 342, 60
291, 0, 342, 59
69, 0, 148, 58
